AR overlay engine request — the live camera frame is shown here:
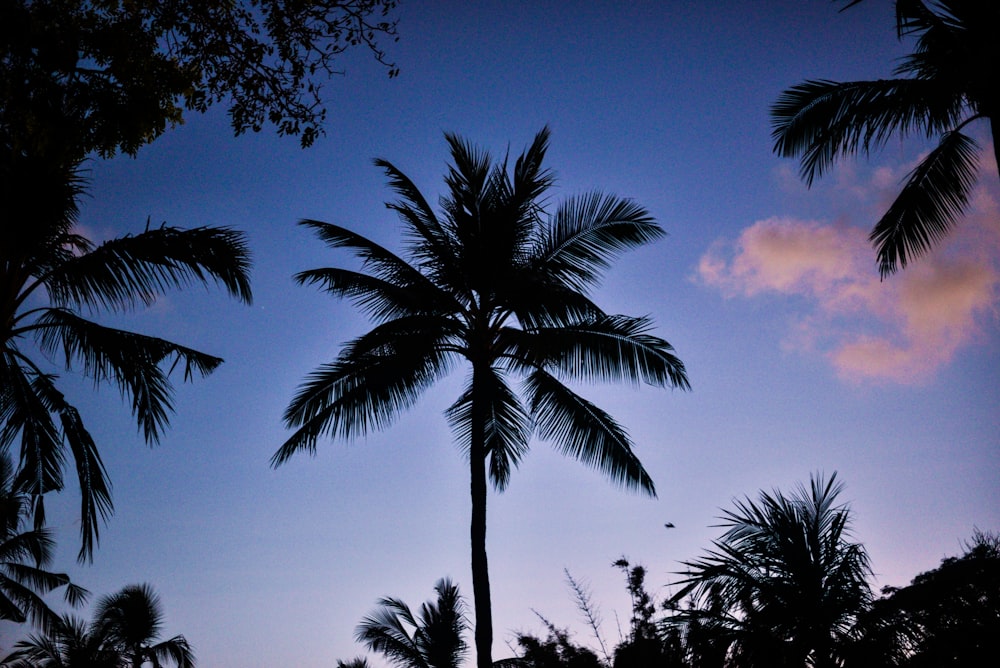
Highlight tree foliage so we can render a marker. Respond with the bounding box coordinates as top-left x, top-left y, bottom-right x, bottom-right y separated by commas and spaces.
1, 0, 400, 161
1, 583, 193, 668
771, 0, 1000, 276
275, 128, 689, 668
346, 578, 469, 668
0, 452, 88, 636
669, 473, 873, 668
1, 152, 253, 561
